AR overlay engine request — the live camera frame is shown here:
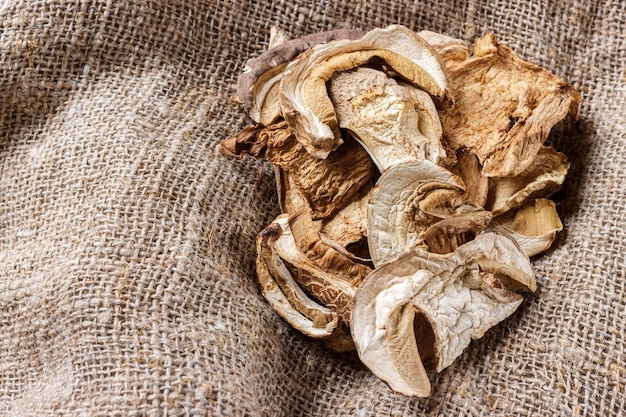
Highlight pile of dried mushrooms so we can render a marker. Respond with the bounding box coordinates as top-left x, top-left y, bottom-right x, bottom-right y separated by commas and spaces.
221, 25, 580, 397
